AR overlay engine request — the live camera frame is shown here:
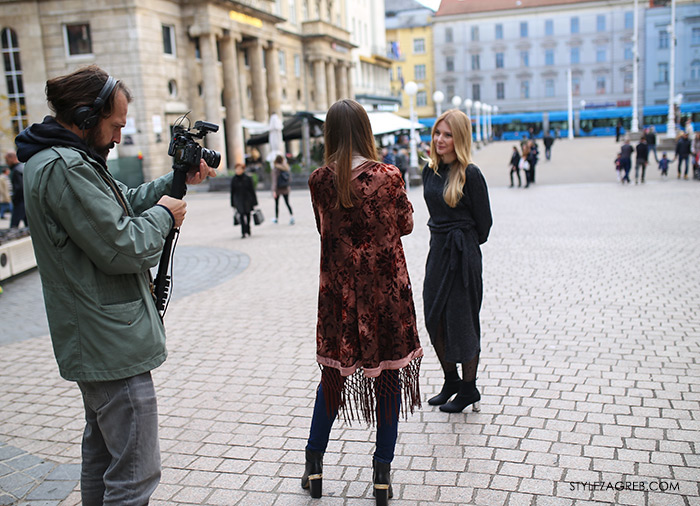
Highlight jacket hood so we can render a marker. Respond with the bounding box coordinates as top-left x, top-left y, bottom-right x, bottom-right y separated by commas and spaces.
15, 116, 106, 168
